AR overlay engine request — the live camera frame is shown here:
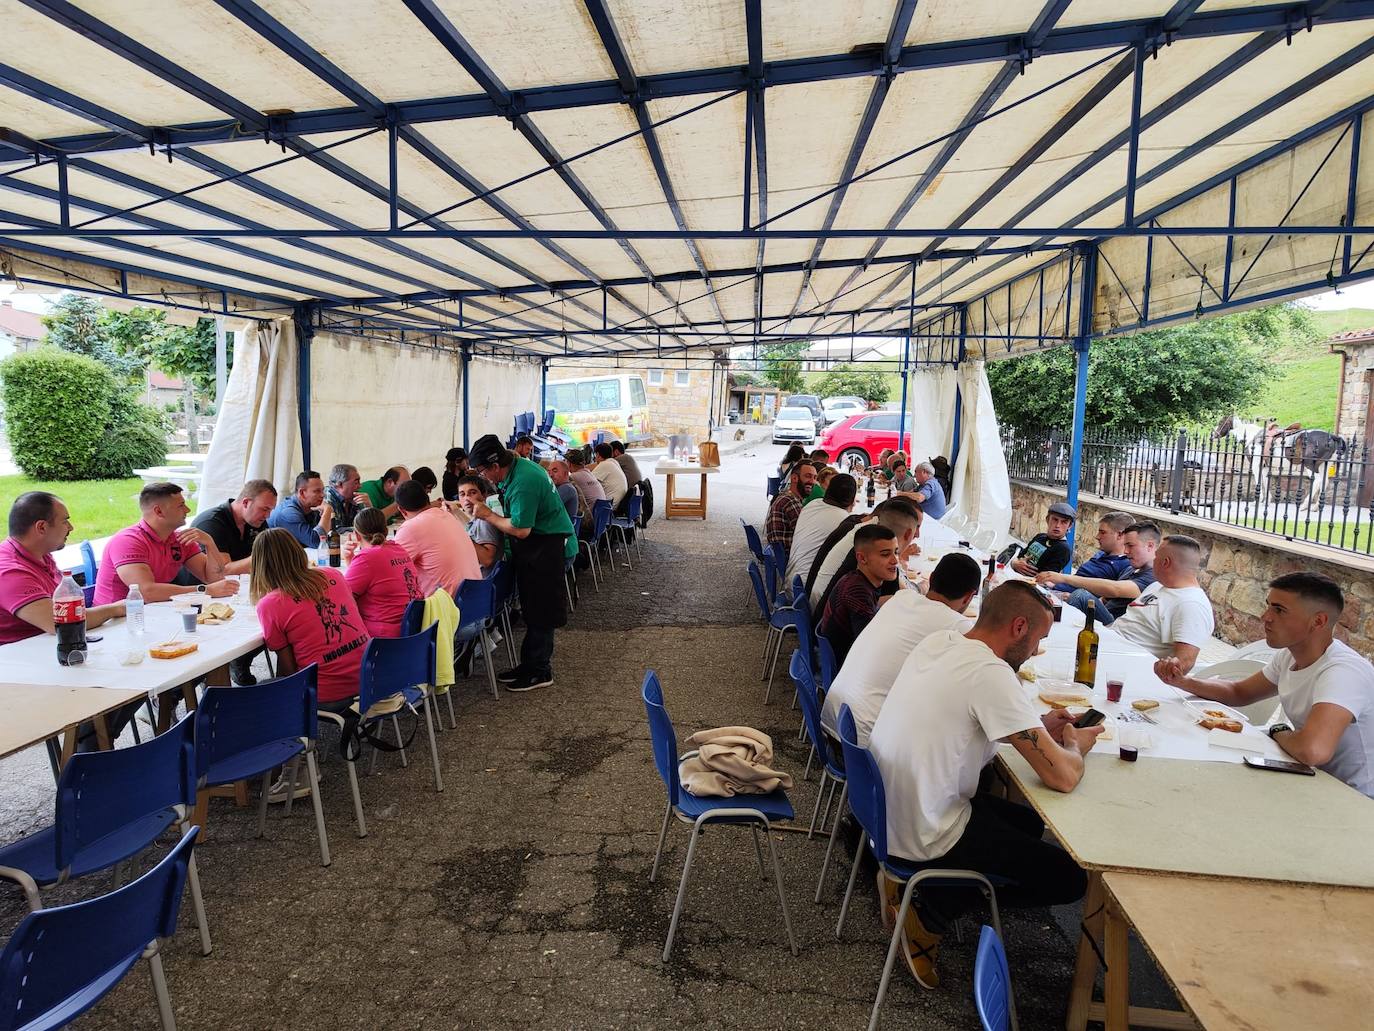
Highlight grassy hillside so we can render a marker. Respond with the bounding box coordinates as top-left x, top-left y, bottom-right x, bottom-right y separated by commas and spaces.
1252, 308, 1374, 432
